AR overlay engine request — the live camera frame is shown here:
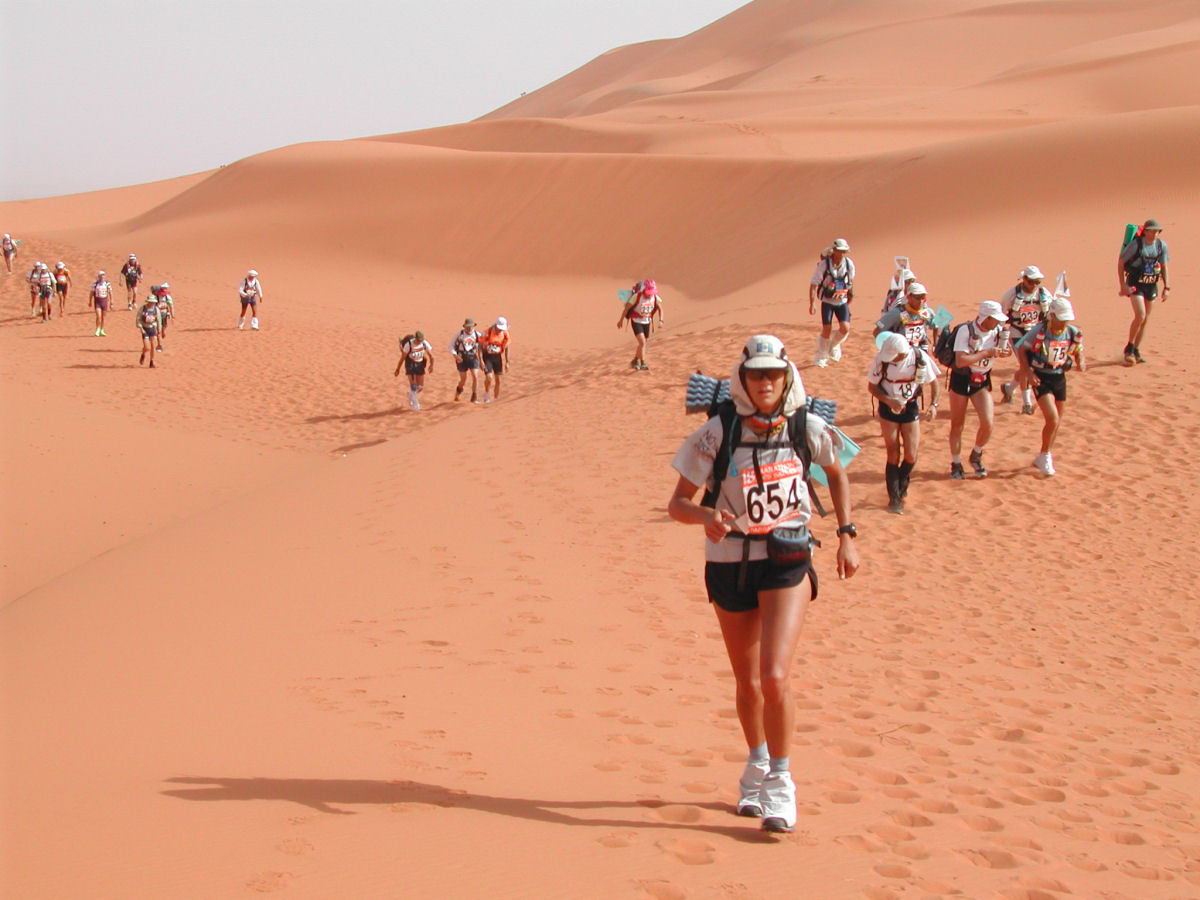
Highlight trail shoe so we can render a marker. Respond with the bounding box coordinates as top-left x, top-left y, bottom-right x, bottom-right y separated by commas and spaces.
760, 771, 796, 833
969, 449, 988, 478
950, 461, 965, 480
1021, 401, 1034, 415
1001, 382, 1014, 404
1123, 343, 1136, 366
736, 759, 769, 817
1133, 346, 1145, 363
830, 342, 843, 362
887, 498, 905, 515
1034, 452, 1055, 476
